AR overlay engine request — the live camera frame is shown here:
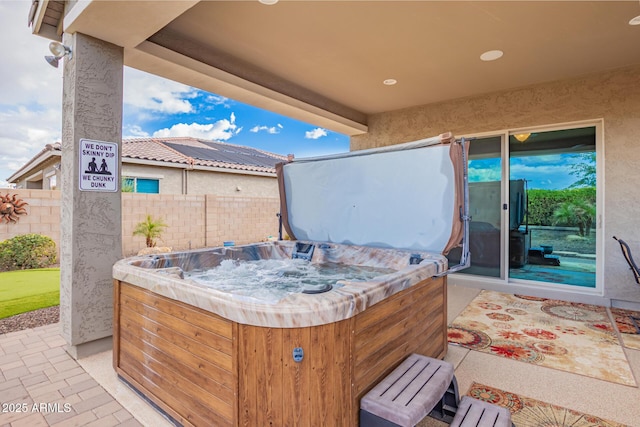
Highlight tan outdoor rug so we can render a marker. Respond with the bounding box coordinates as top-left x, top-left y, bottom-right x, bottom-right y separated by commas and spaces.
466, 382, 628, 427
448, 290, 636, 386
610, 307, 640, 350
